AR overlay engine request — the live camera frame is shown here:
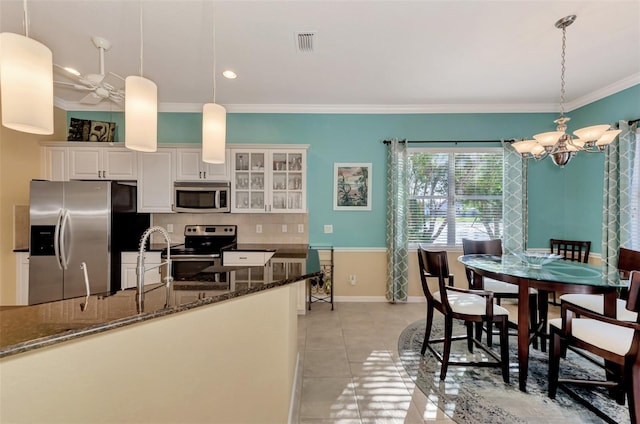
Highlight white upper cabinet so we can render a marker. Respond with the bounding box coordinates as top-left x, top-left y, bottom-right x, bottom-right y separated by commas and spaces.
42, 146, 69, 181
137, 149, 175, 213
175, 148, 230, 181
231, 148, 306, 213
68, 146, 137, 180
